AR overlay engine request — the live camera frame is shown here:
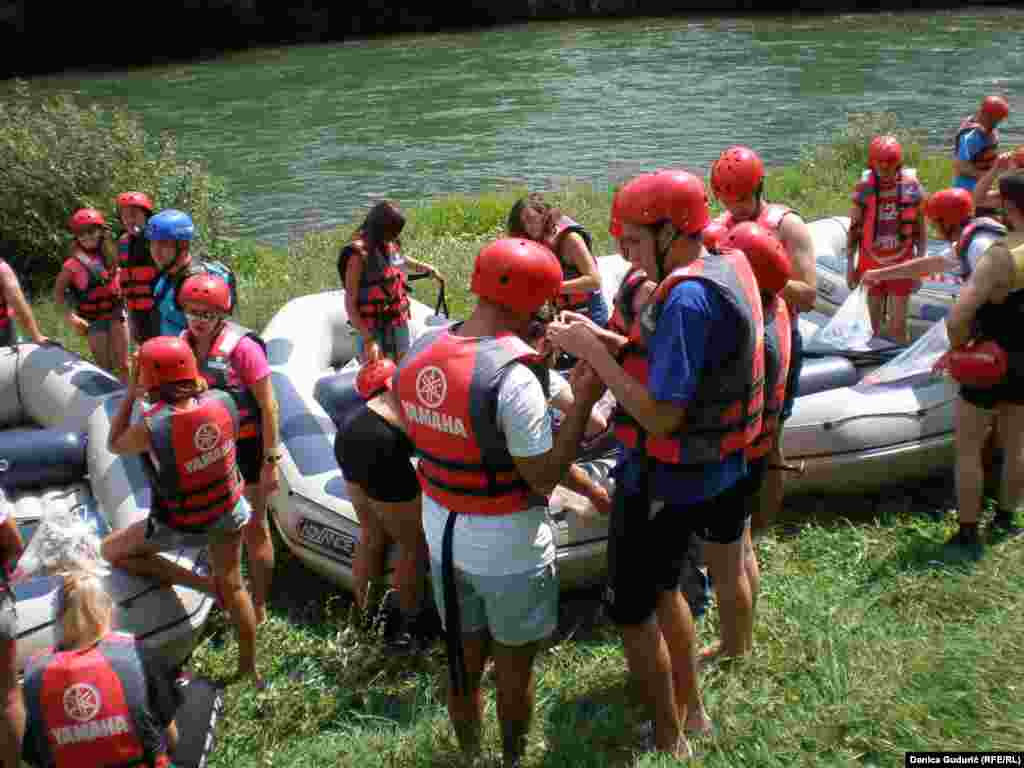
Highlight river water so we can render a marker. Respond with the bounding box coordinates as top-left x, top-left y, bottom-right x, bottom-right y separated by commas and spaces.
20, 9, 1024, 244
